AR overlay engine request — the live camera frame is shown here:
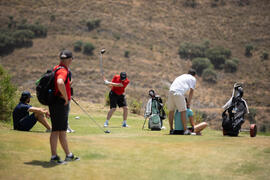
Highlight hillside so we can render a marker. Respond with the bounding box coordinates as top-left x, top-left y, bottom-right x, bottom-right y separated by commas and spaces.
0, 0, 270, 129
